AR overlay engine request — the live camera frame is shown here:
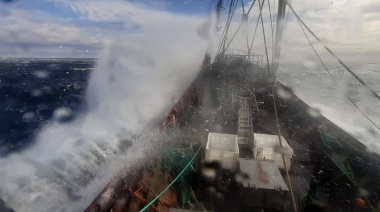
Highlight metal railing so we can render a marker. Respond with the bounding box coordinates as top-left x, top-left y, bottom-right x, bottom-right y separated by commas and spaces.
216, 49, 264, 67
